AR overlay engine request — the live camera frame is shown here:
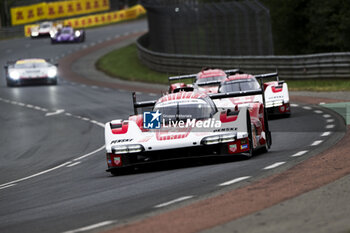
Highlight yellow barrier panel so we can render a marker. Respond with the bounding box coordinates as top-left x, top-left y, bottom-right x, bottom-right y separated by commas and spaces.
12, 0, 111, 25
24, 4, 146, 36
24, 24, 39, 37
